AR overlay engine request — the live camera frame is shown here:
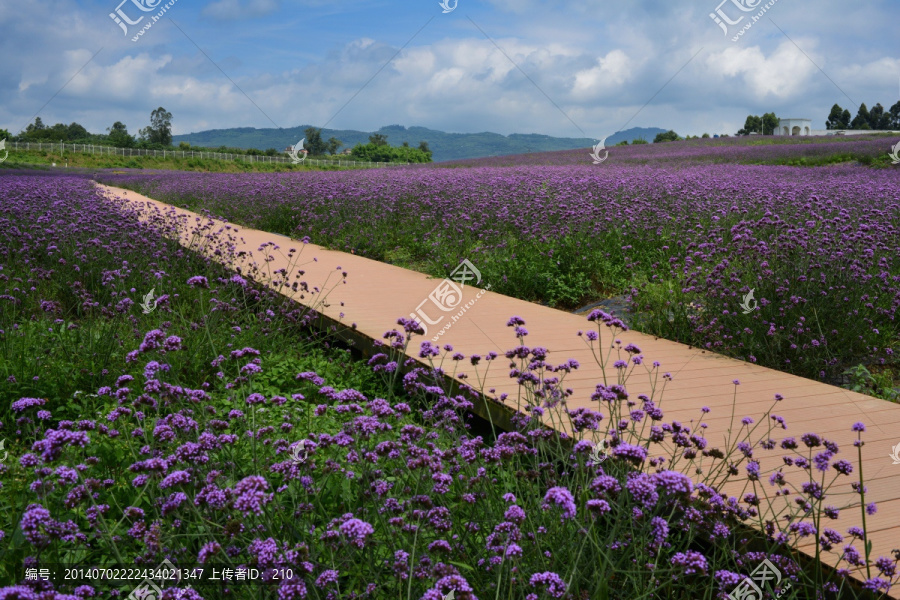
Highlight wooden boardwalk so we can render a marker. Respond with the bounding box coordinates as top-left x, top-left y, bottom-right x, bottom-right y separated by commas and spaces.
100, 184, 900, 596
